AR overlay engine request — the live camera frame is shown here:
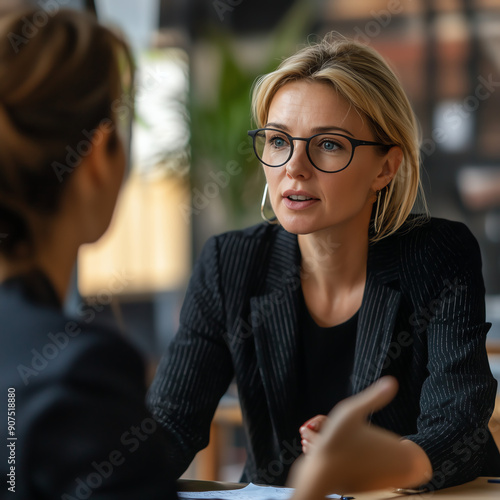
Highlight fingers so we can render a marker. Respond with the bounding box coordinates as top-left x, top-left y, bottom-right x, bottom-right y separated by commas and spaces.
300, 414, 327, 432
299, 415, 327, 454
299, 377, 398, 455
